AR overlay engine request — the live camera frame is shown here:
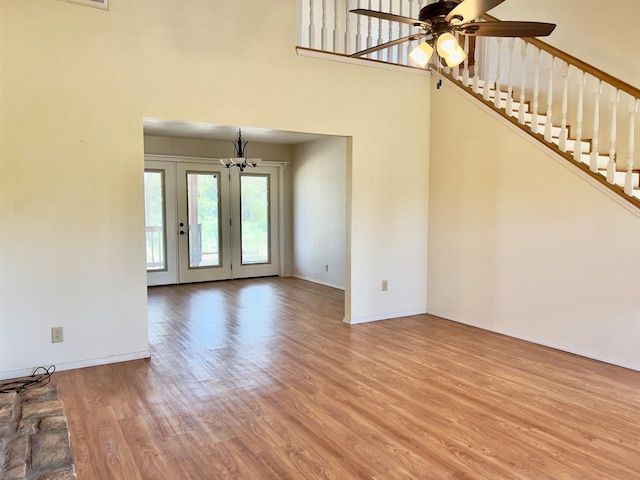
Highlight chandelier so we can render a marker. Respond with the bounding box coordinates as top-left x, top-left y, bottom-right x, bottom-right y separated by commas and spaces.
219, 129, 262, 171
